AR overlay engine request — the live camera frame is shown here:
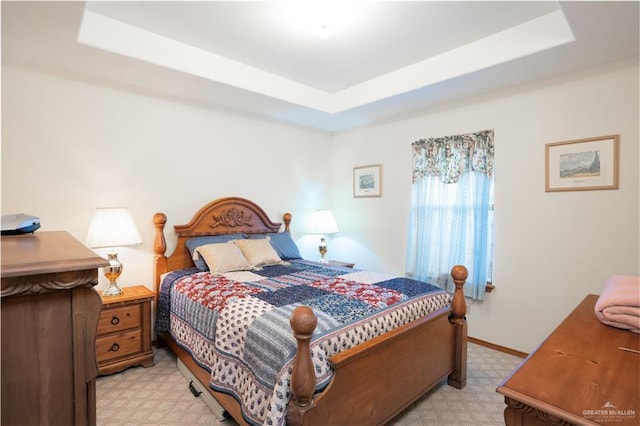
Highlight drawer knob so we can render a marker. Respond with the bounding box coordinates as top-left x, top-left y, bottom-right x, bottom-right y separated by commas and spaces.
109, 343, 120, 352
110, 316, 120, 326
